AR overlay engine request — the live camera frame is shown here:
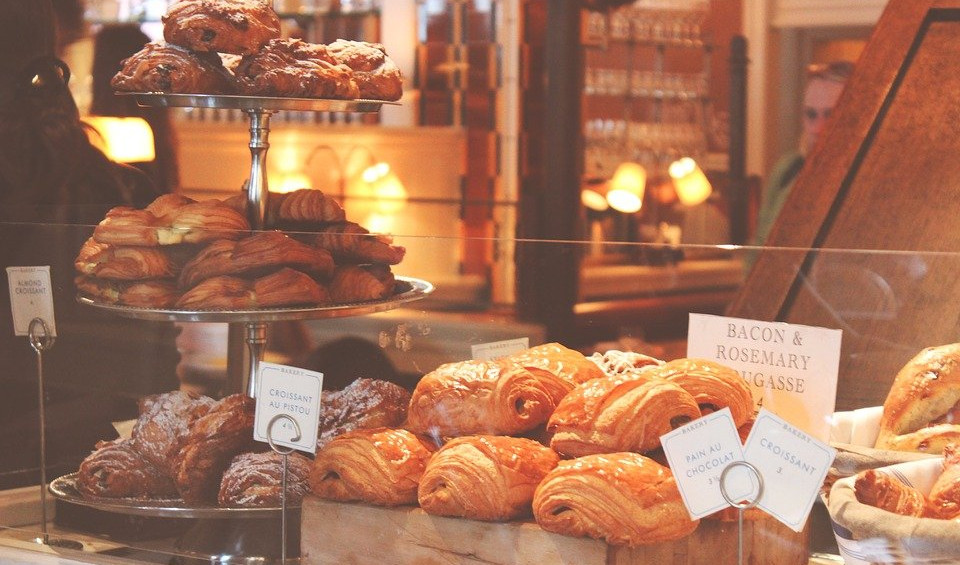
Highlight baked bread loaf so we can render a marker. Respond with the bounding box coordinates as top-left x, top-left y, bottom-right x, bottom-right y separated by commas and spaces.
533, 452, 699, 546
218, 451, 312, 507
925, 443, 960, 519
406, 359, 561, 437
328, 265, 396, 303
311, 427, 434, 506
175, 268, 328, 310
75, 275, 180, 308
653, 358, 755, 427
175, 393, 256, 504
111, 41, 235, 94
76, 439, 178, 499
853, 469, 926, 517
418, 435, 559, 521
162, 0, 280, 55
547, 373, 701, 458
327, 39, 403, 101
311, 221, 406, 265
130, 390, 215, 477
178, 231, 334, 288
876, 343, 960, 453
235, 38, 359, 99
318, 378, 410, 449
